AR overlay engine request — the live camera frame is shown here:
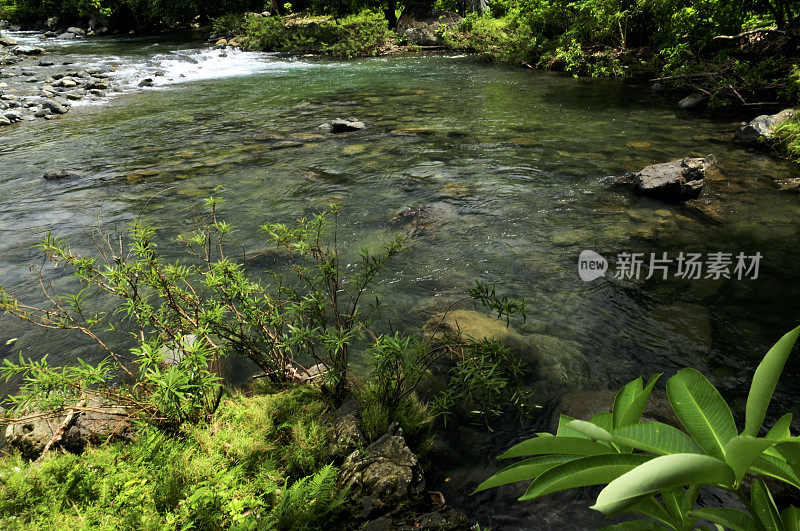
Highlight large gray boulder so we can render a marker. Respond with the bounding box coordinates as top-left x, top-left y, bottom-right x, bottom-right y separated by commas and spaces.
734, 109, 796, 145
340, 423, 425, 519
397, 10, 462, 46
632, 157, 710, 201
5, 398, 134, 459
